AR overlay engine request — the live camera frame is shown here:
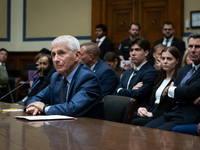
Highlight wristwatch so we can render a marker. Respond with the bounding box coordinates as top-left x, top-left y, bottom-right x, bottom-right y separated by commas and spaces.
43, 104, 49, 114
